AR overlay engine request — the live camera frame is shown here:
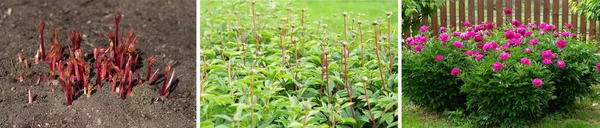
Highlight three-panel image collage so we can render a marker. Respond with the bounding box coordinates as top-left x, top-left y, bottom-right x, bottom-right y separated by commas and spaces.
2, 0, 600, 128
